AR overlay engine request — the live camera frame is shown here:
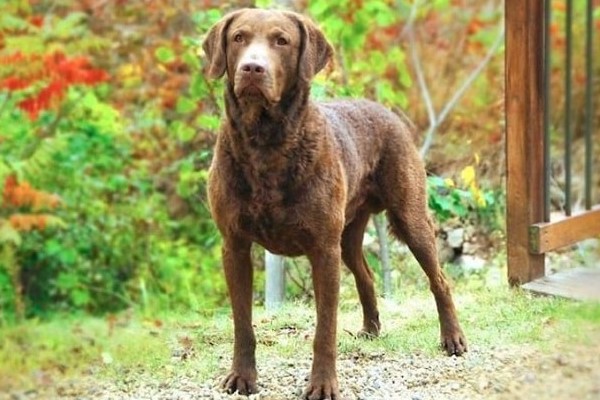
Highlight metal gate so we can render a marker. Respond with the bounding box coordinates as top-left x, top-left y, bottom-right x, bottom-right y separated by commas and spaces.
505, 0, 600, 298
